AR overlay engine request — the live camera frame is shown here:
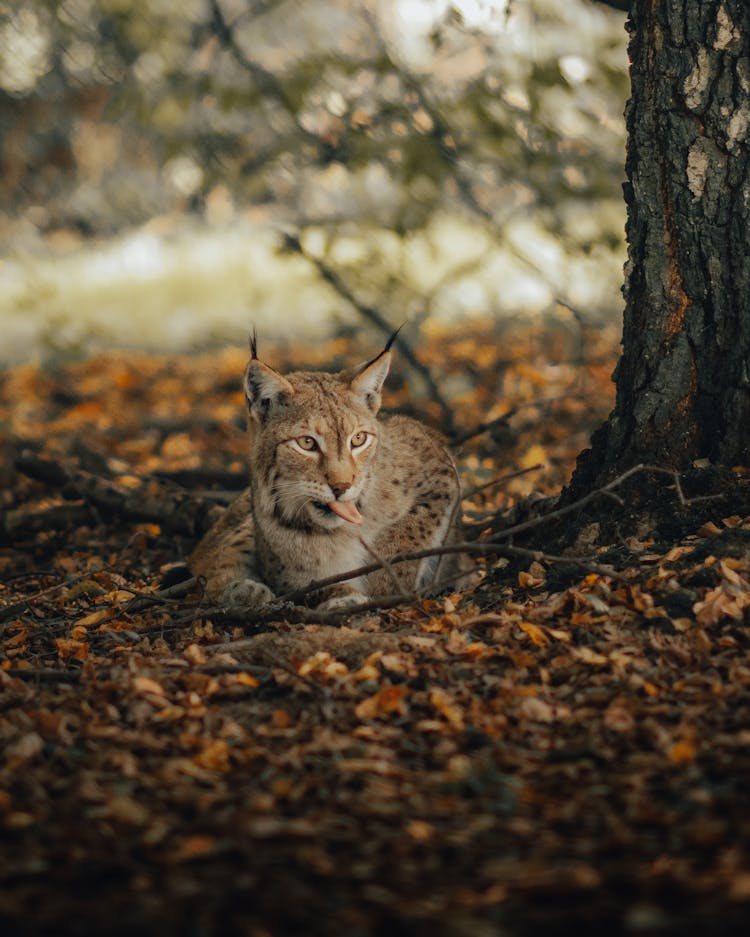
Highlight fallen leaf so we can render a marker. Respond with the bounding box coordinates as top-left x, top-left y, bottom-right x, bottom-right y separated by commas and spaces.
194, 739, 232, 772
668, 738, 696, 764
132, 675, 167, 697
54, 638, 89, 661
355, 684, 409, 721
429, 687, 465, 731
77, 608, 115, 627
519, 621, 549, 647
